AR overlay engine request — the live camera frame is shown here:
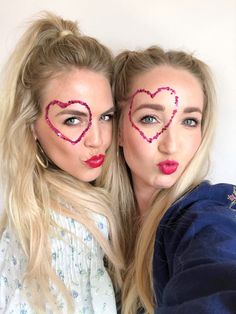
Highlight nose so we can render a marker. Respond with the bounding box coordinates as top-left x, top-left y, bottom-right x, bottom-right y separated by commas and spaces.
84, 122, 102, 148
158, 126, 177, 155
